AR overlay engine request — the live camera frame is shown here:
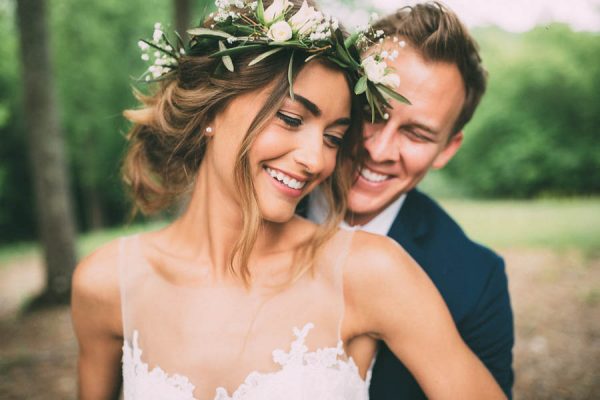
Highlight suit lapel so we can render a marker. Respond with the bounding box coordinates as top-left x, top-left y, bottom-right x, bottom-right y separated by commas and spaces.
387, 190, 429, 265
